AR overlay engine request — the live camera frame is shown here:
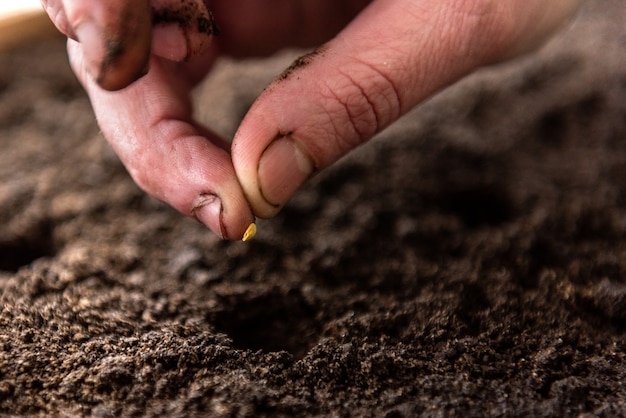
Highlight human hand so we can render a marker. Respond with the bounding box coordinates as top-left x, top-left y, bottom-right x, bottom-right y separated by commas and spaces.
42, 0, 579, 240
